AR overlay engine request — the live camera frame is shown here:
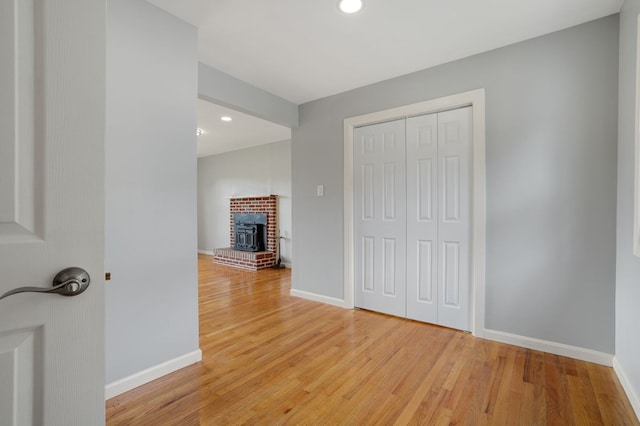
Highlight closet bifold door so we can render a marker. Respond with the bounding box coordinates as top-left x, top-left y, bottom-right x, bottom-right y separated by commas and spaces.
435, 107, 472, 331
406, 107, 472, 331
353, 107, 471, 331
353, 119, 407, 318
406, 113, 439, 324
